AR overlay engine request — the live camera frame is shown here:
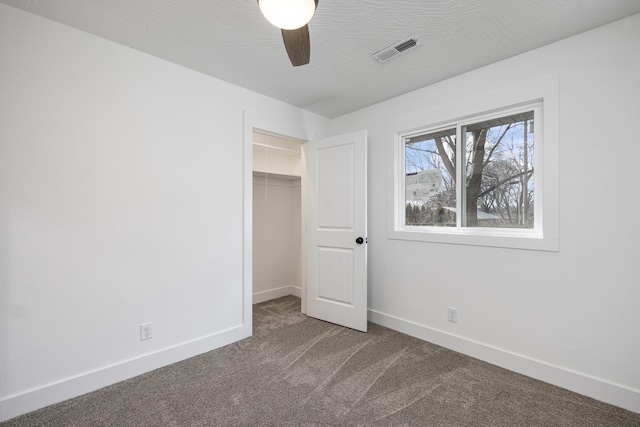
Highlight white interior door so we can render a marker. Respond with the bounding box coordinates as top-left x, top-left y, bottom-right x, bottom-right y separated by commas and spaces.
306, 130, 367, 332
